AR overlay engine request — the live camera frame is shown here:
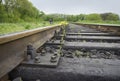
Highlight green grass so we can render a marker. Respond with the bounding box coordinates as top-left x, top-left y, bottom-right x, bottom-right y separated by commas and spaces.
0, 21, 59, 35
